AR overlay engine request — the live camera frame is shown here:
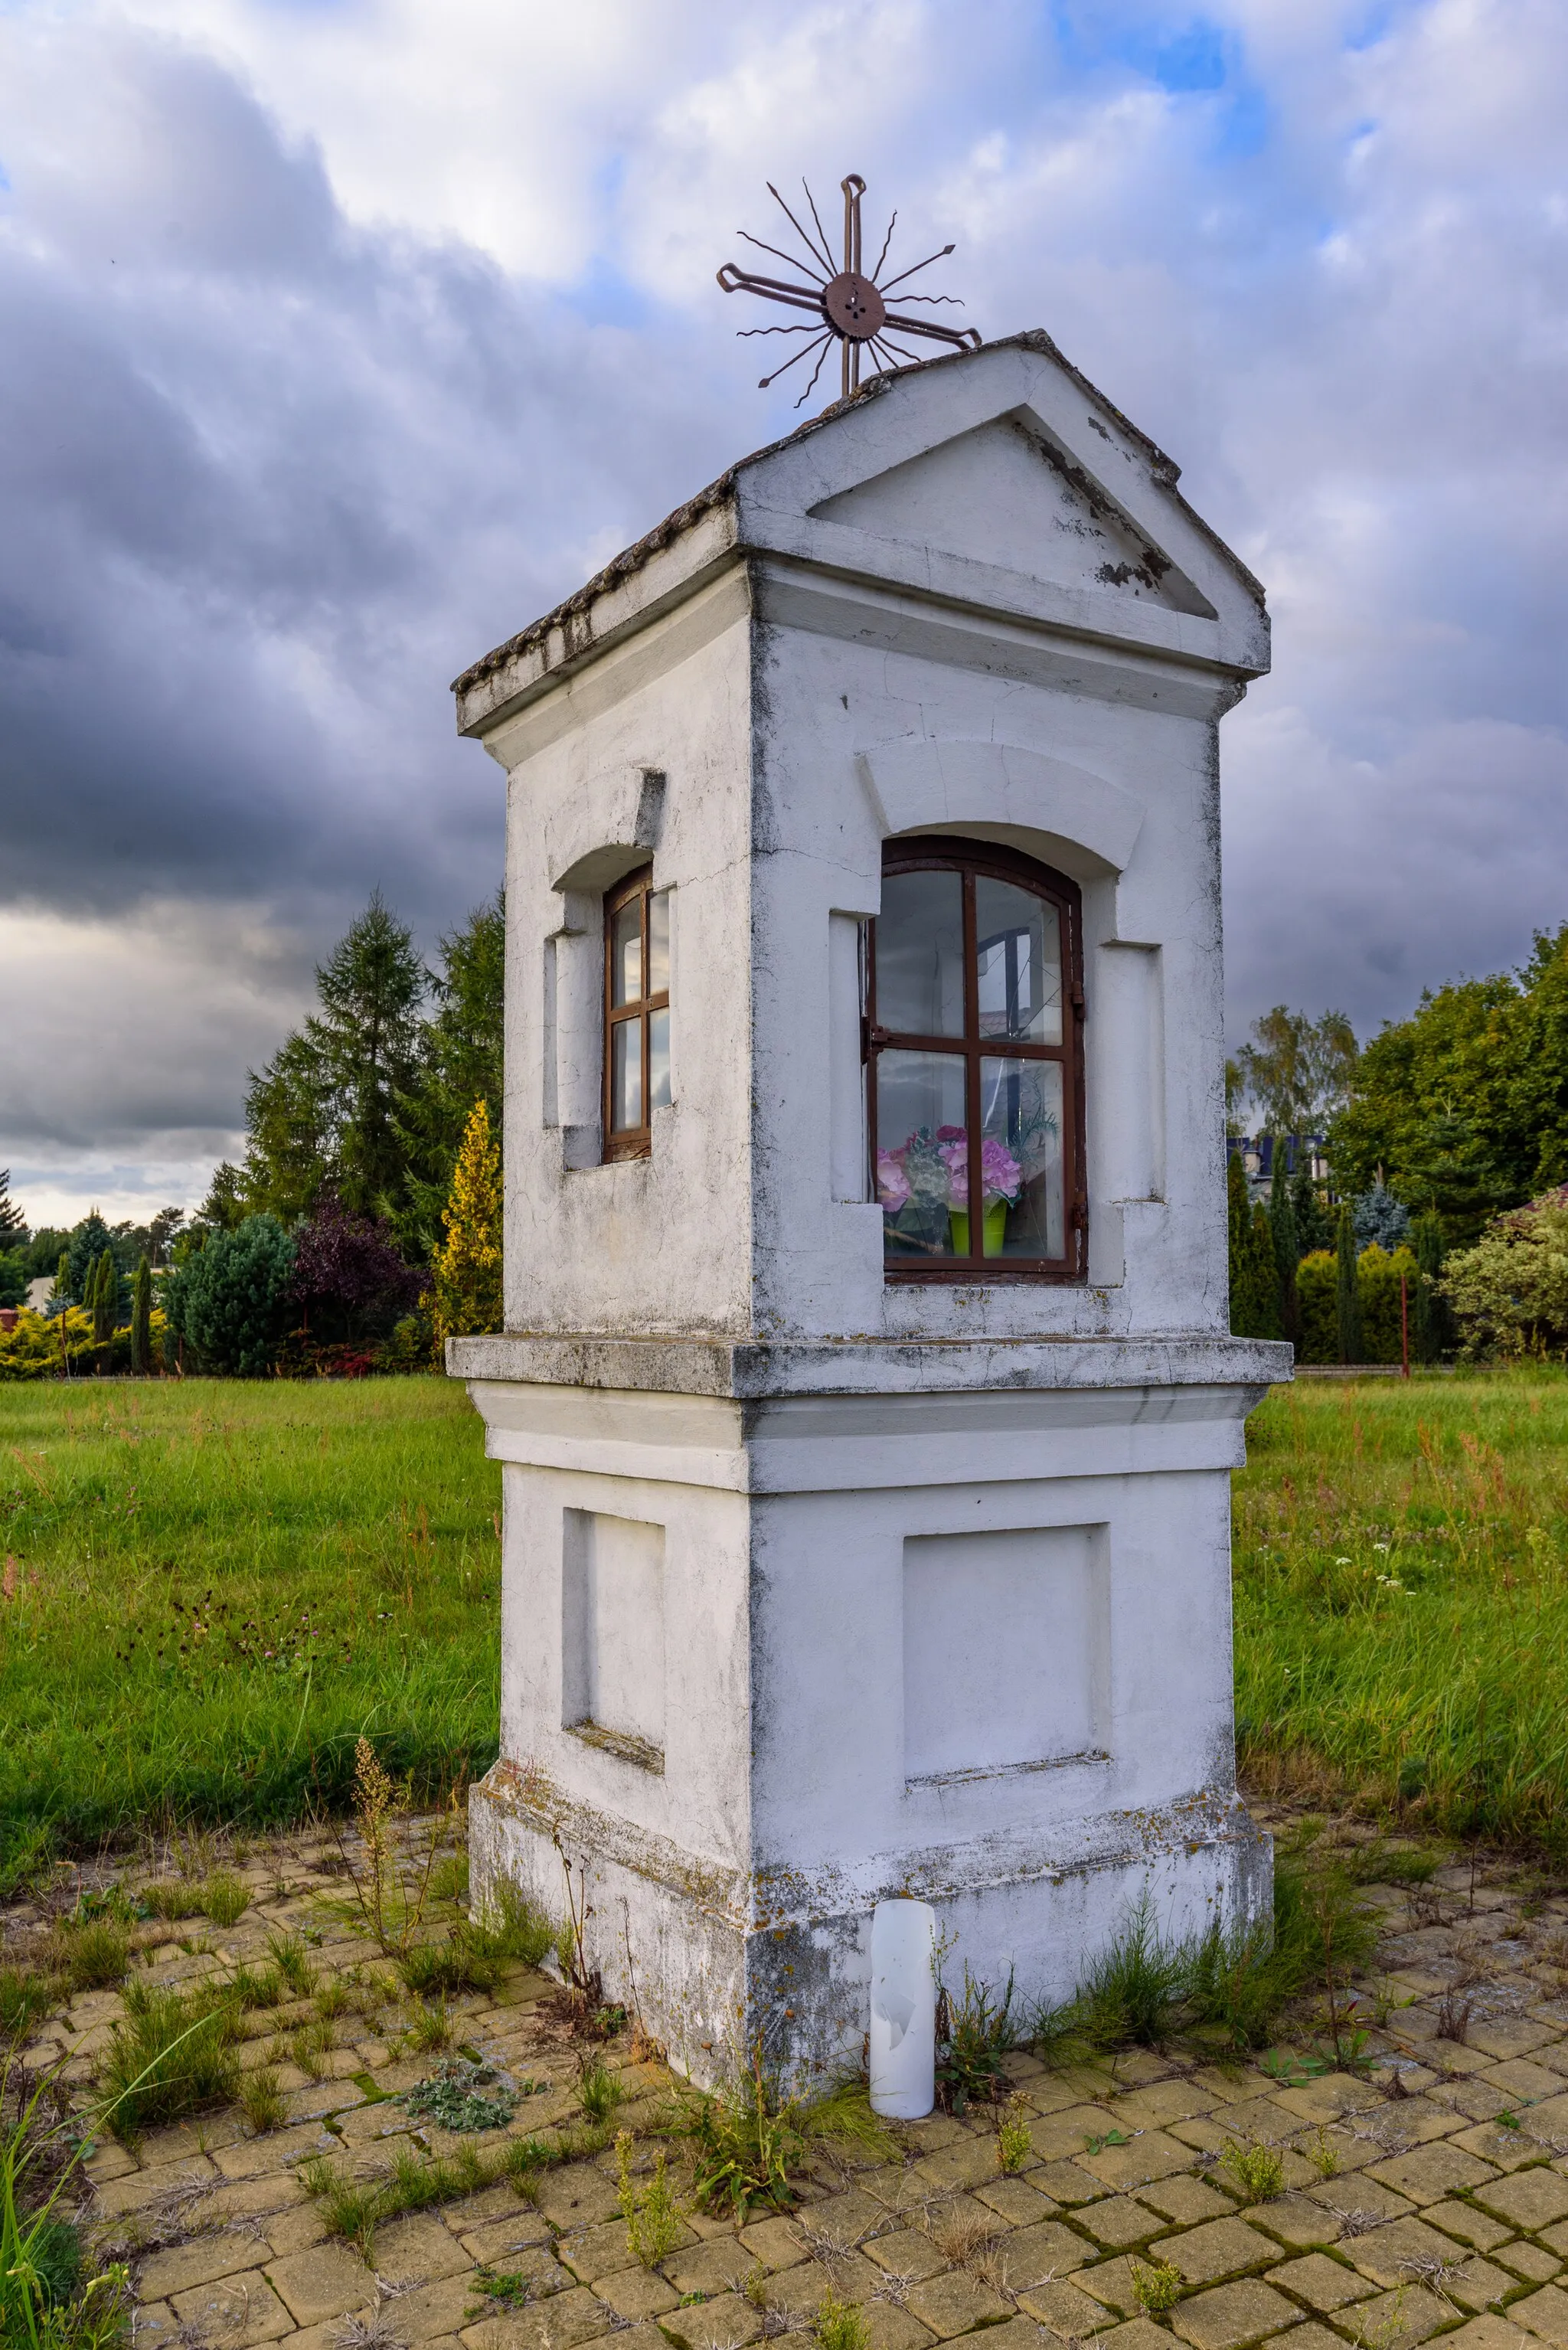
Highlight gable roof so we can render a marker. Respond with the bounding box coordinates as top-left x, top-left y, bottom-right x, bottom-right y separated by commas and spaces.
452, 328, 1267, 731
